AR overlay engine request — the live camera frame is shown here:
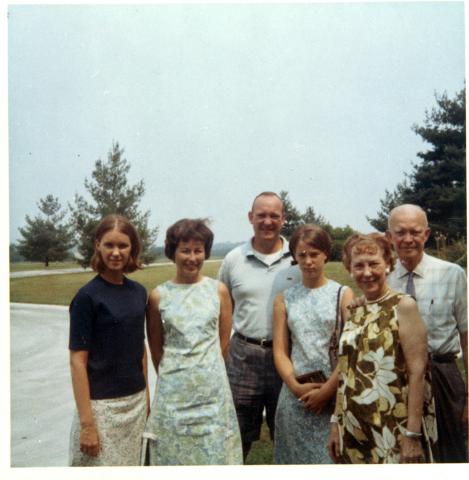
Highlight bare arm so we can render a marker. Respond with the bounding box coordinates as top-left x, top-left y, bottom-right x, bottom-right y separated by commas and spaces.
397, 295, 428, 463
69, 350, 100, 457
142, 344, 150, 416
273, 293, 314, 398
218, 282, 233, 359
146, 289, 164, 373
